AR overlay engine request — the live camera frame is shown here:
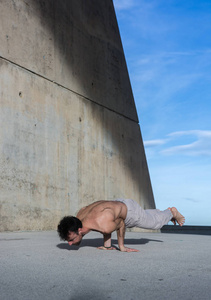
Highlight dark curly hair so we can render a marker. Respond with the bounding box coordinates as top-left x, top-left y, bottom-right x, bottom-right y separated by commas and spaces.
57, 216, 82, 240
